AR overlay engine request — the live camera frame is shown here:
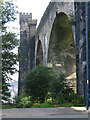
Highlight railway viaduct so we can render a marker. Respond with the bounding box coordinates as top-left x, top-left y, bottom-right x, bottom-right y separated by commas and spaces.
18, 1, 90, 97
